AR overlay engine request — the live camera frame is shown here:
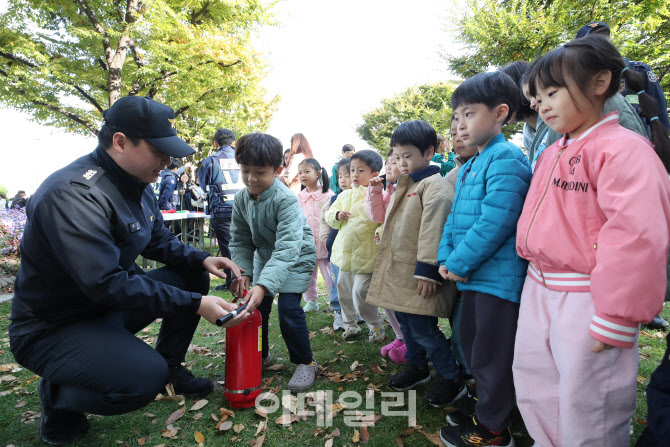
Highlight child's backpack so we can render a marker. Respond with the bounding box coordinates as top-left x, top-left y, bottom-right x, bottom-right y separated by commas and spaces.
620, 58, 670, 142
